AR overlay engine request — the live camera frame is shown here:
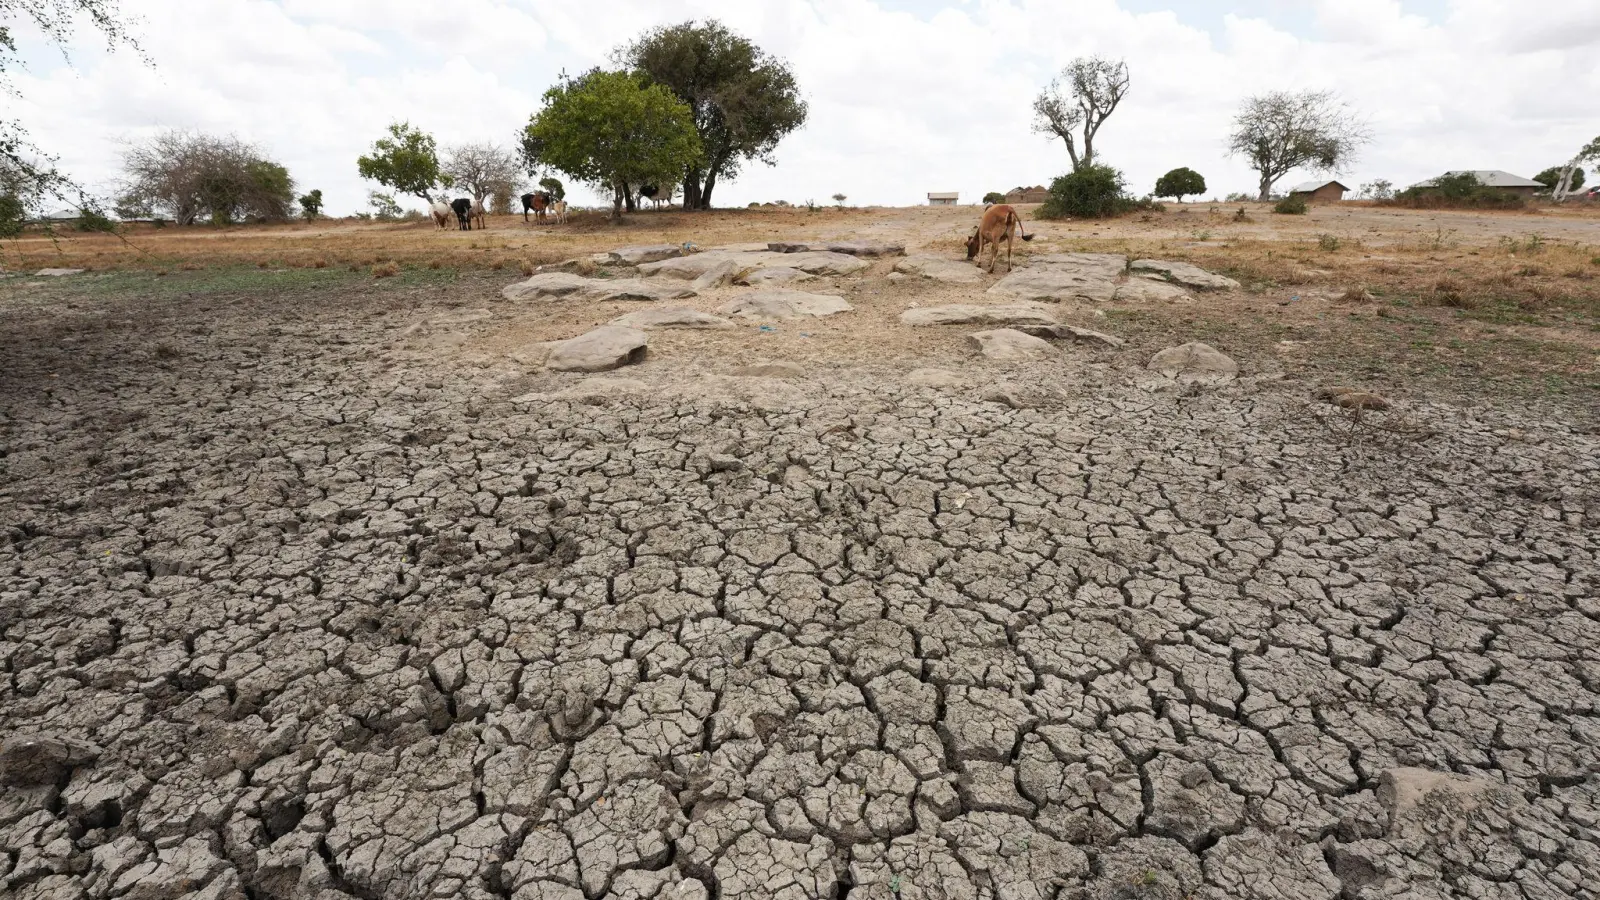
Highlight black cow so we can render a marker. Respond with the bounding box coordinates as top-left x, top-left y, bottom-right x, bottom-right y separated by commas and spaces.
521, 191, 551, 224
451, 198, 473, 230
